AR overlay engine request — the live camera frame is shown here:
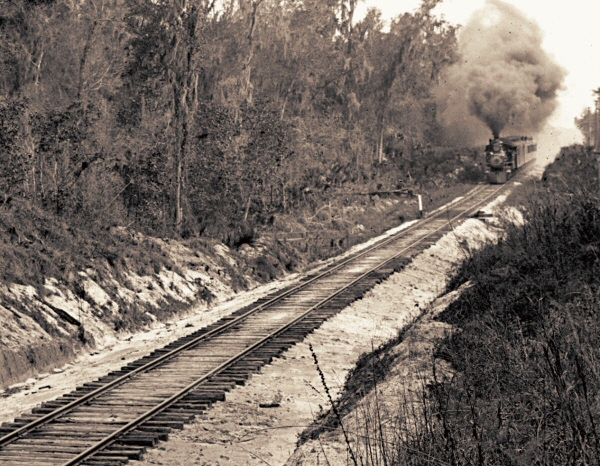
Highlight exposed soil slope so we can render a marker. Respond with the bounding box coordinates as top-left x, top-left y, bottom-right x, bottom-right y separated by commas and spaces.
0, 183, 470, 391
0, 200, 287, 390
